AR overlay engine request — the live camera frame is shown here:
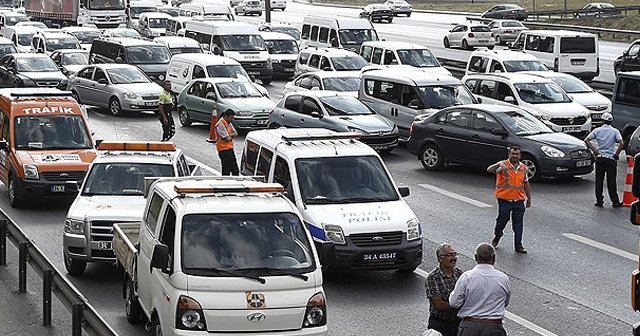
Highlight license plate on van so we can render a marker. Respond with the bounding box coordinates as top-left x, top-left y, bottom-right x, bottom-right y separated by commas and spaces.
50, 185, 65, 193
571, 59, 586, 66
363, 252, 397, 263
562, 126, 581, 132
